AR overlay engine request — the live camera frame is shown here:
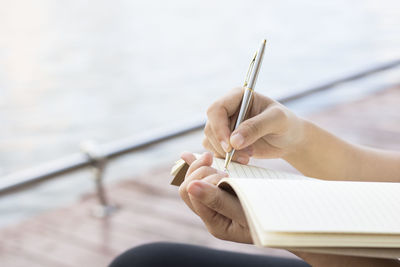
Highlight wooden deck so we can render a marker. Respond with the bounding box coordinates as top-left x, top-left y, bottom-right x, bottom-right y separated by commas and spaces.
1, 85, 399, 266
